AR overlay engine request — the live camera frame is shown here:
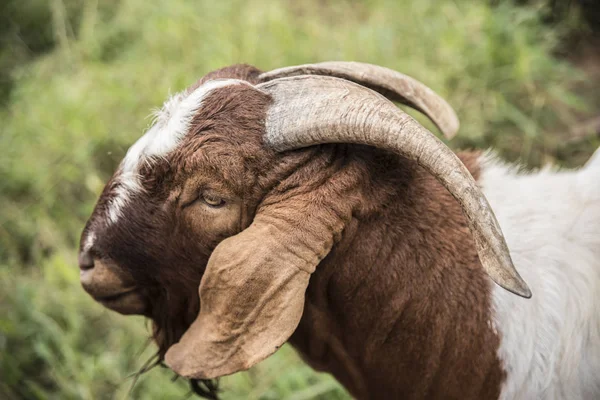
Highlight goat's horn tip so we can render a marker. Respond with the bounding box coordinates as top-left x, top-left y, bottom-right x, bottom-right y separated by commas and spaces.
500, 278, 532, 299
